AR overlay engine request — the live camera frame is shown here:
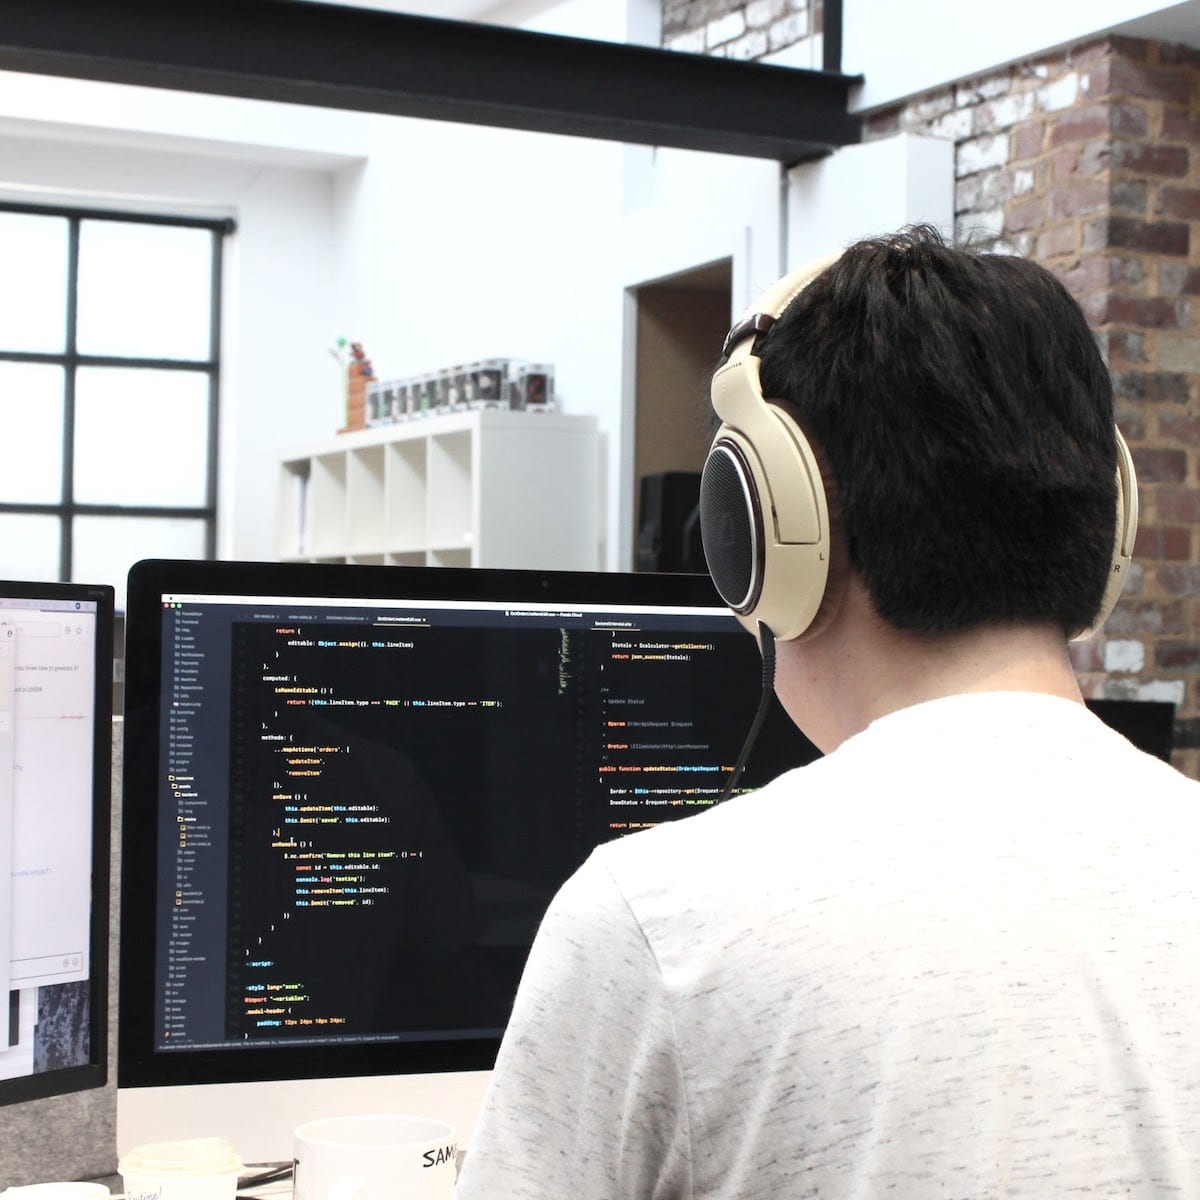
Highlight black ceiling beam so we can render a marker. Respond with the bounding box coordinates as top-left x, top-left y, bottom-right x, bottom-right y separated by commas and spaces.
0, 0, 861, 165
